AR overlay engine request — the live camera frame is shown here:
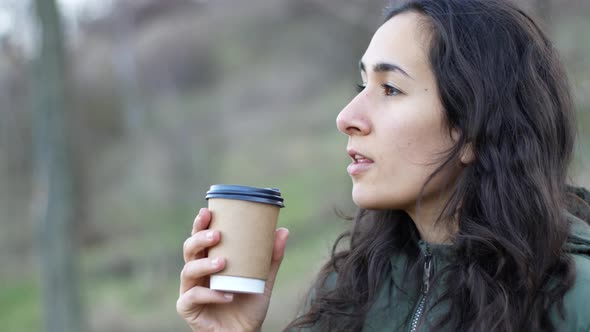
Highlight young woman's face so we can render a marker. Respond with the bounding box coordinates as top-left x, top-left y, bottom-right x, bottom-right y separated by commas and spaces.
336, 12, 461, 211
